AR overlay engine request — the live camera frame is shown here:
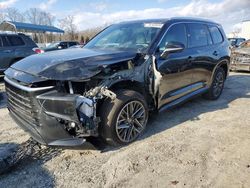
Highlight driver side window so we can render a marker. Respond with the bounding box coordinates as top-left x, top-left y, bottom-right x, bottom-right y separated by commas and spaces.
159, 23, 187, 51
